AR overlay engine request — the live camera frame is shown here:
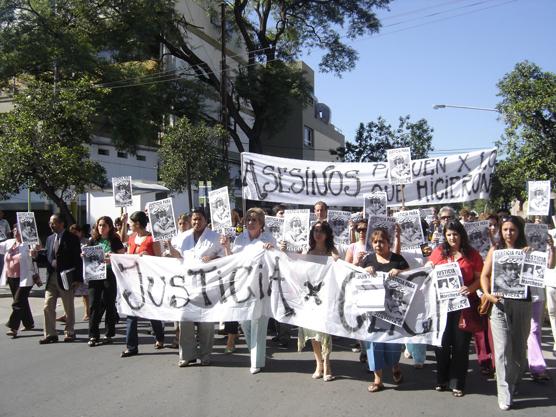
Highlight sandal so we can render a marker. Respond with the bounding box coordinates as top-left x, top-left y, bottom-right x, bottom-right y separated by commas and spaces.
392, 367, 403, 384
323, 374, 336, 382
154, 341, 164, 349
452, 389, 464, 397
368, 382, 384, 392
312, 371, 323, 379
